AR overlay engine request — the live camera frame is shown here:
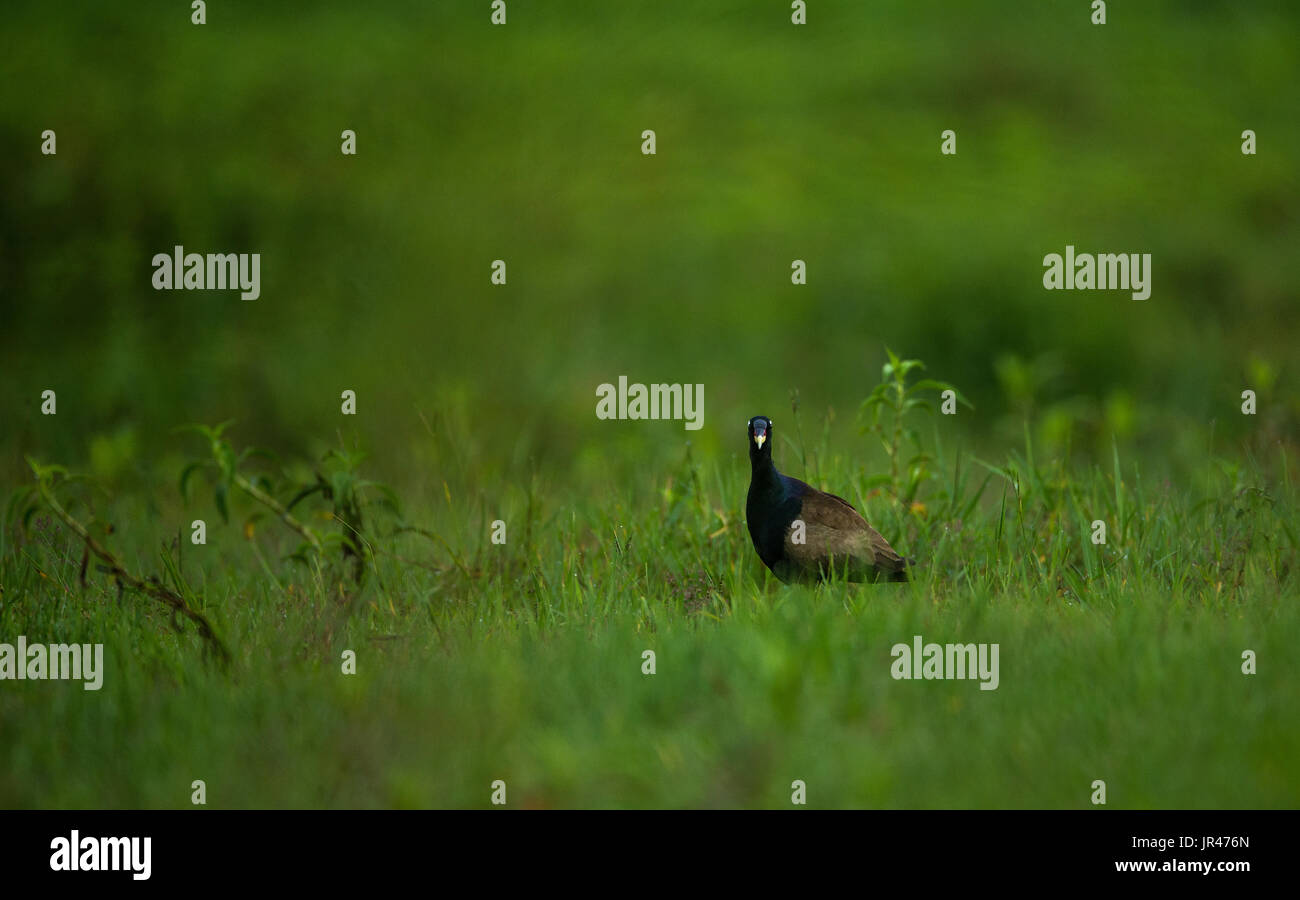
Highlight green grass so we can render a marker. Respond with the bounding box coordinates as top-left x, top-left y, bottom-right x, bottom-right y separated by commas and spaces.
2, 413, 1295, 808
